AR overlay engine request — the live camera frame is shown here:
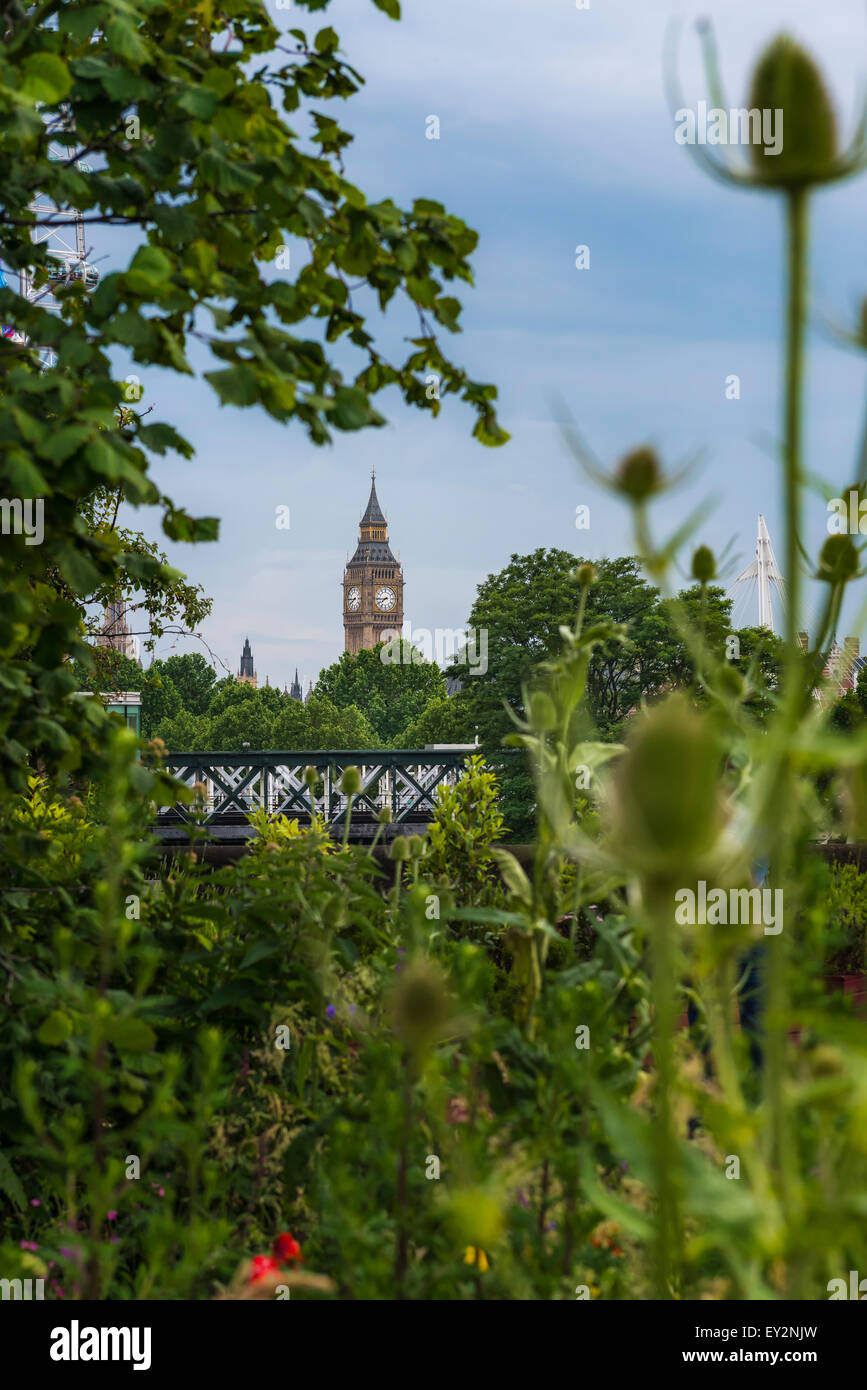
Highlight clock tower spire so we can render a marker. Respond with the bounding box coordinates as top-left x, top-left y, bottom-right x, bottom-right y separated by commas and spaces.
343, 469, 404, 654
